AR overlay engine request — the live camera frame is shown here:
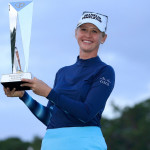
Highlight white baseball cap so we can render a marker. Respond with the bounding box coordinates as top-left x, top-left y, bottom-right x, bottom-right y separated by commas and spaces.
77, 11, 108, 33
